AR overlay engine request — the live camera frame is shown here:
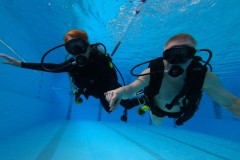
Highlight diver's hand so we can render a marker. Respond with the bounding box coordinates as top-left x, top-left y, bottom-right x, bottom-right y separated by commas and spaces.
0, 53, 21, 67
105, 89, 123, 111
